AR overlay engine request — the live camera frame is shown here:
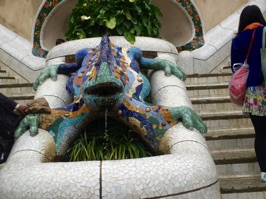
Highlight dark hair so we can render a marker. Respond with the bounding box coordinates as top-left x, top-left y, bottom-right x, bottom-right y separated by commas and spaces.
238, 5, 266, 34
56, 39, 65, 45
